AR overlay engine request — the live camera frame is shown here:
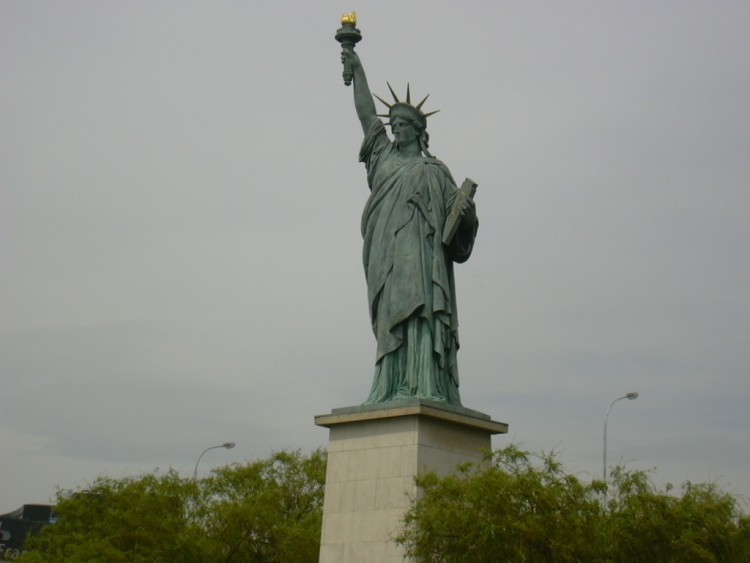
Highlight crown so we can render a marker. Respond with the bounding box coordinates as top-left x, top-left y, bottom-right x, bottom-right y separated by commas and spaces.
374, 83, 440, 130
